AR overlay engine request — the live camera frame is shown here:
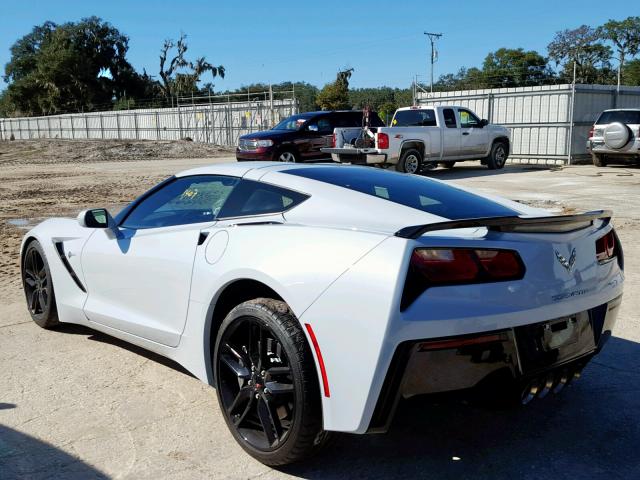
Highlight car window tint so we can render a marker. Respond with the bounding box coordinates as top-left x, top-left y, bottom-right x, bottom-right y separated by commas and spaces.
121, 175, 239, 229
285, 166, 517, 220
443, 109, 457, 128
459, 109, 480, 128
392, 110, 437, 127
596, 110, 640, 125
218, 179, 309, 218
